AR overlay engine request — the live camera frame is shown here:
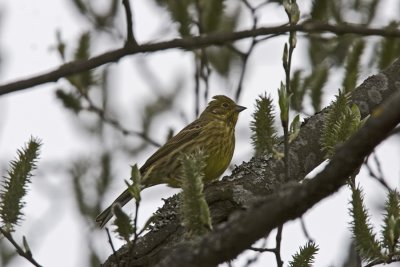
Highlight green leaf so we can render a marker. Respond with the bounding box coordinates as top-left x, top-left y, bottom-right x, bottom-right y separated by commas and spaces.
290, 70, 306, 112
0, 137, 41, 232
179, 149, 211, 237
289, 114, 301, 143
156, 0, 191, 37
310, 0, 328, 21
250, 93, 278, 156
278, 82, 290, 127
377, 21, 400, 70
67, 32, 95, 93
381, 190, 400, 254
55, 88, 82, 113
126, 164, 142, 202
112, 203, 134, 244
201, 0, 225, 33
309, 65, 329, 112
288, 241, 319, 267
320, 91, 362, 158
22, 236, 32, 257
74, 32, 90, 60
349, 186, 382, 262
206, 46, 238, 77
342, 39, 365, 93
